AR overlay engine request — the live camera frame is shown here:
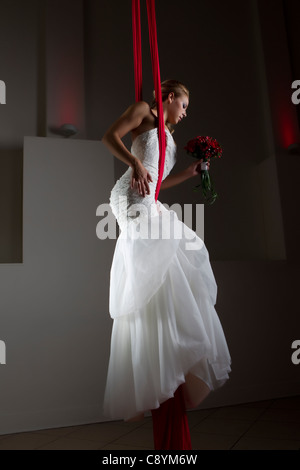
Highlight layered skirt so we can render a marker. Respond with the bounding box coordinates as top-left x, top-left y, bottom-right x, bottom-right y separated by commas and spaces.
104, 202, 231, 420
